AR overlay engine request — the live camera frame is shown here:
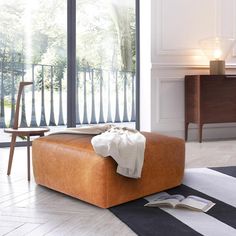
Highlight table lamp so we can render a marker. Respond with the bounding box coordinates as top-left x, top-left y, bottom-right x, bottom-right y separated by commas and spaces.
199, 37, 235, 75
